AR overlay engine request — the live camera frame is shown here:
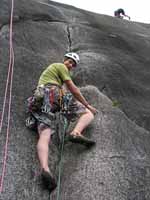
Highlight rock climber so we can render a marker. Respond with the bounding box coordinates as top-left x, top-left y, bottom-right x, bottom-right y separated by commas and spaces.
26, 52, 97, 192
